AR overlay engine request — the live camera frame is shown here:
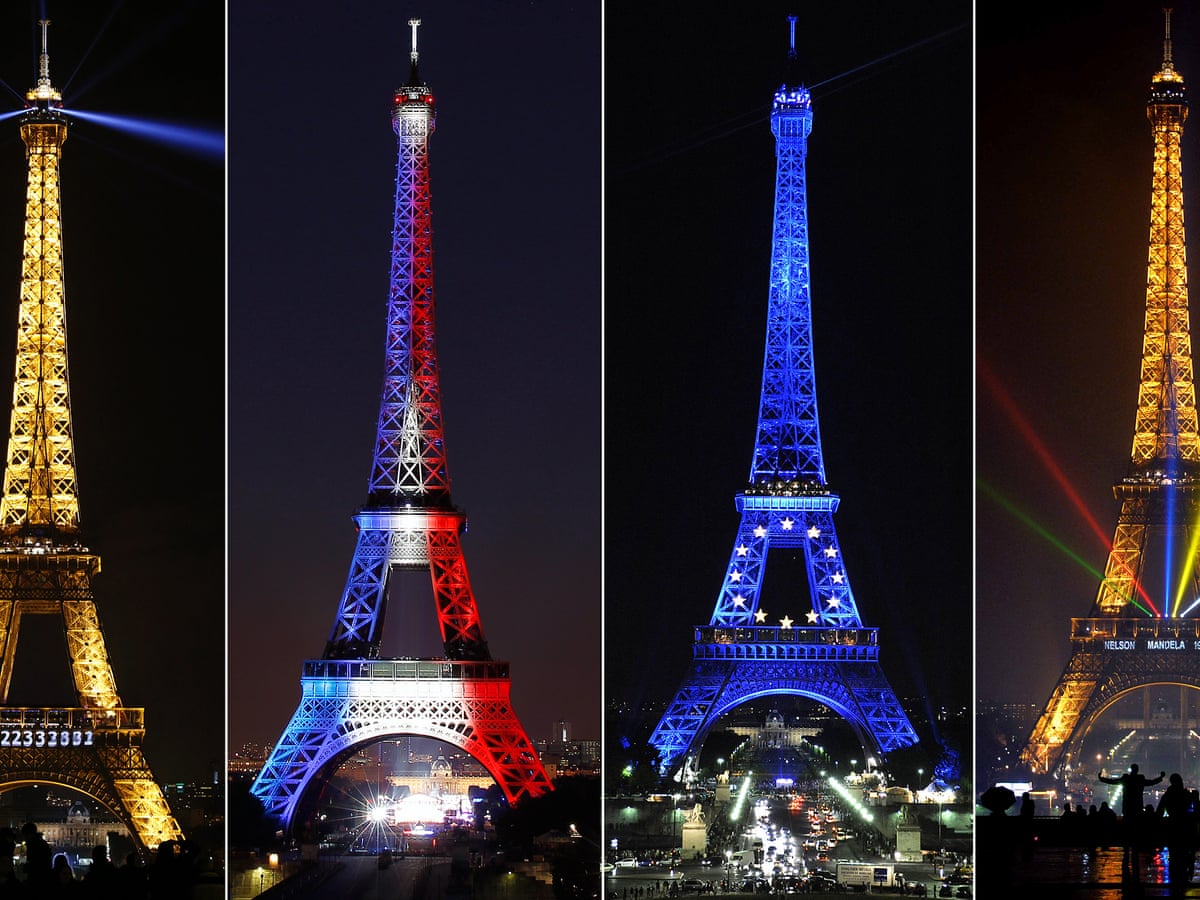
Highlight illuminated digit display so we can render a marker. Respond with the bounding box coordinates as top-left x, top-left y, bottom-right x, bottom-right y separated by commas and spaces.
0, 728, 93, 748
